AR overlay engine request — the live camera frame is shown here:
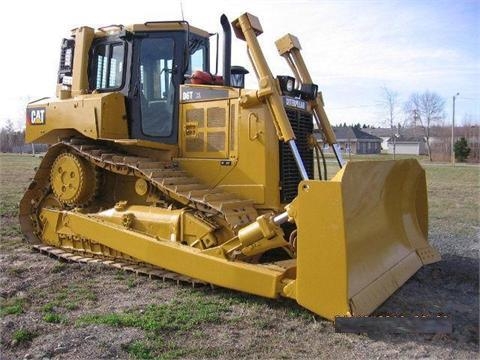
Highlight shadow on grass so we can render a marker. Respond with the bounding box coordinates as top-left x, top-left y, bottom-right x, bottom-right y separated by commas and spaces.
369, 254, 479, 349
195, 254, 478, 352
